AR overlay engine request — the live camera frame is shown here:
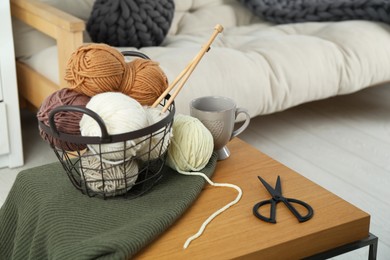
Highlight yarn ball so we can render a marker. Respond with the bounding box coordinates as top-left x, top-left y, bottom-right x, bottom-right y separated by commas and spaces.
37, 88, 91, 151
167, 114, 214, 172
79, 92, 149, 161
80, 150, 139, 197
87, 0, 175, 48
64, 43, 168, 106
139, 106, 172, 161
